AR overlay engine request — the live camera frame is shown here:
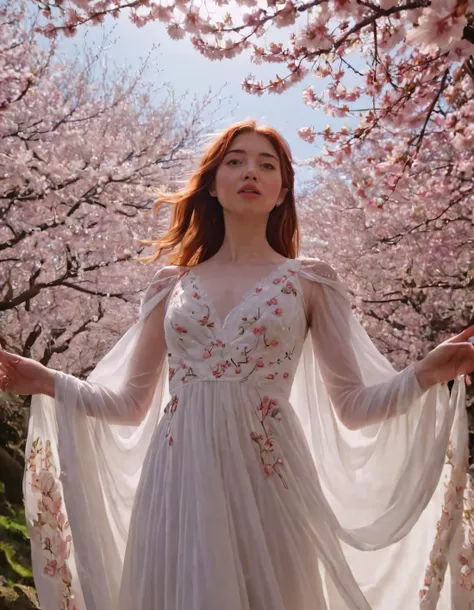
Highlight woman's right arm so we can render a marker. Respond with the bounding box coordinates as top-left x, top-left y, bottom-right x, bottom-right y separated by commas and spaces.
0, 266, 180, 425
